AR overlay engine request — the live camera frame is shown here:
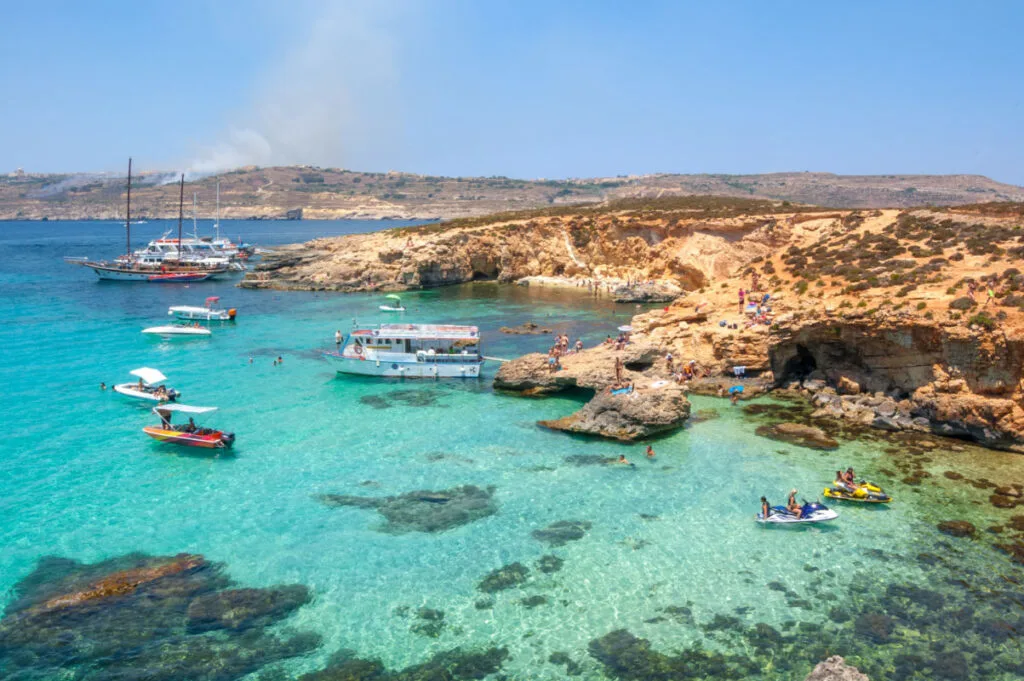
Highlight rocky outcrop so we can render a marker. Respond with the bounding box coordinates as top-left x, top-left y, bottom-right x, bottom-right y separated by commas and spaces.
754, 422, 839, 450
613, 281, 685, 303
495, 343, 691, 440
804, 656, 869, 681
